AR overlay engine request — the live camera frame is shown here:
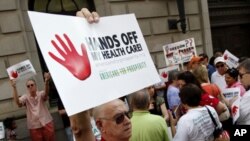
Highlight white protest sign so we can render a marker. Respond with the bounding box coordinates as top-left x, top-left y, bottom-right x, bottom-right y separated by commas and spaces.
231, 97, 240, 124
222, 87, 240, 100
223, 50, 239, 68
6, 60, 36, 80
158, 65, 179, 82
28, 12, 160, 116
163, 38, 197, 66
